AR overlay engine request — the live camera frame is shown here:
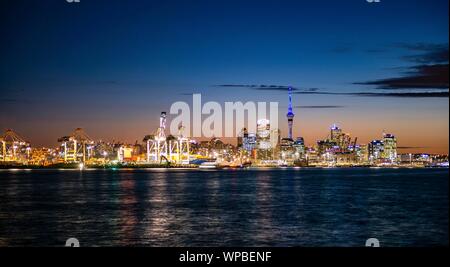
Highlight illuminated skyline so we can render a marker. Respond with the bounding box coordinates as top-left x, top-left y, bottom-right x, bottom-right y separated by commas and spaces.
0, 0, 448, 154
